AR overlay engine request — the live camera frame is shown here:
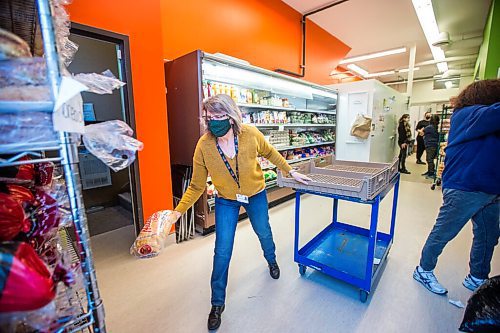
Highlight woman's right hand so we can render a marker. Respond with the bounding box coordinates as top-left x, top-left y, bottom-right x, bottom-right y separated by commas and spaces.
172, 210, 182, 220
401, 143, 407, 149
